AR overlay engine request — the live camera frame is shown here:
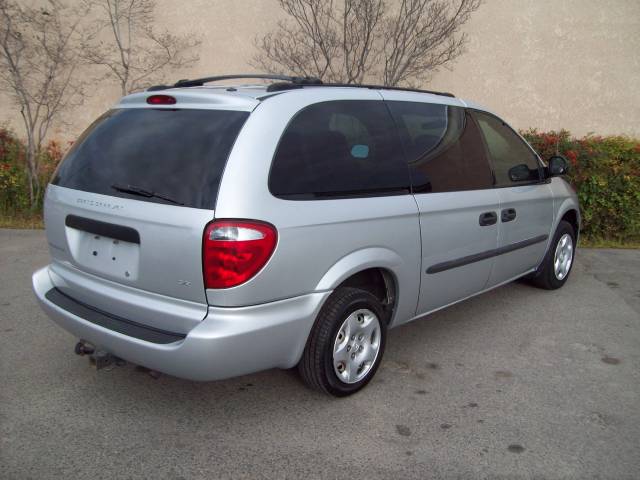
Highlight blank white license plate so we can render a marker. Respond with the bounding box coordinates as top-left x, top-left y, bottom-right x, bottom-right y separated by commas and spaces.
66, 228, 140, 281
